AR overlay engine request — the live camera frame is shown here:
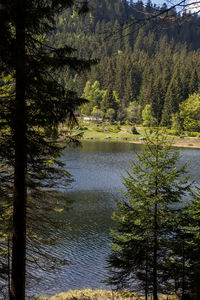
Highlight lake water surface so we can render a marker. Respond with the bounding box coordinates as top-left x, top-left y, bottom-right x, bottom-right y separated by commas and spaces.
29, 141, 200, 297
